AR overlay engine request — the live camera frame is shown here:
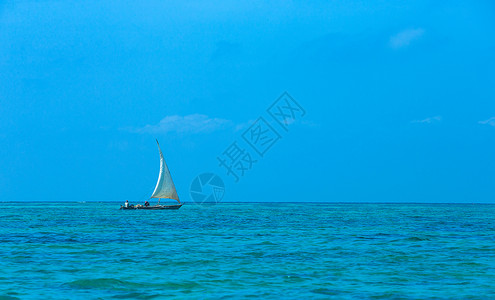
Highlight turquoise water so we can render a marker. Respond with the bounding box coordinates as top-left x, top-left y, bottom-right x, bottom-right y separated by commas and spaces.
0, 202, 494, 299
